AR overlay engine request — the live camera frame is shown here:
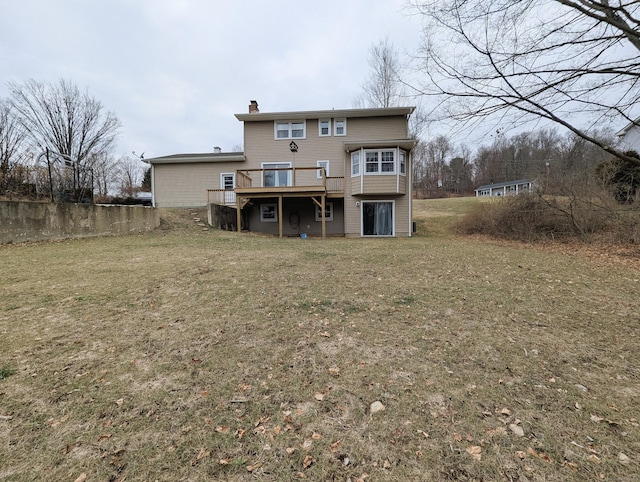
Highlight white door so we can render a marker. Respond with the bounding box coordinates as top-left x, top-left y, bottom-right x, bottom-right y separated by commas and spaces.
221, 173, 235, 204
